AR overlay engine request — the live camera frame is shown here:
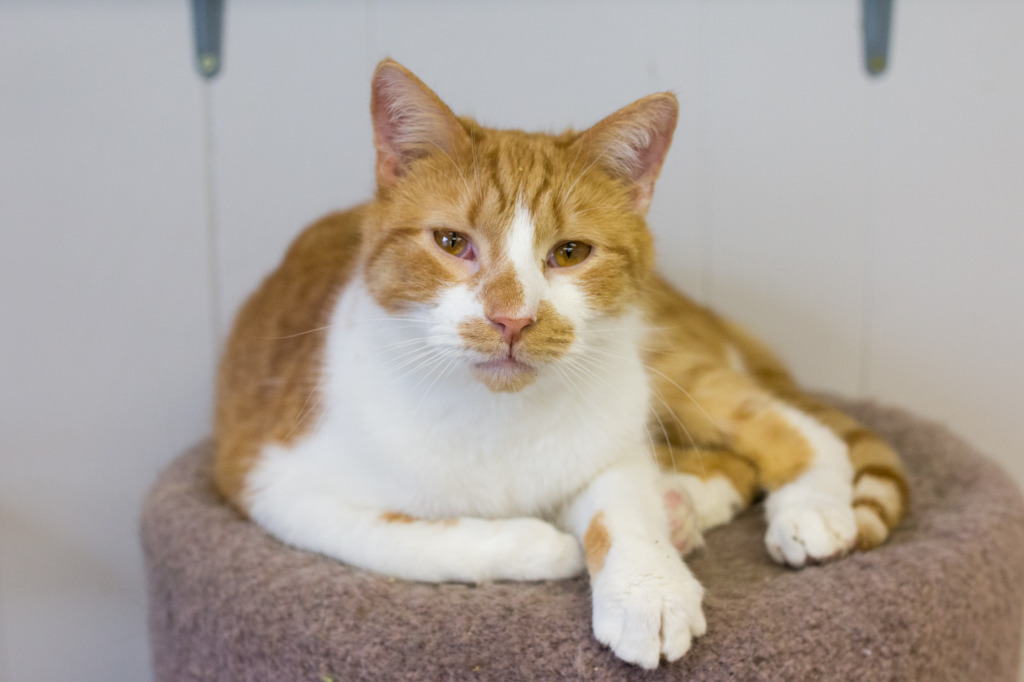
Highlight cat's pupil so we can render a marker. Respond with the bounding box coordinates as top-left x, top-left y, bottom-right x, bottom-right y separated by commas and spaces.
551, 241, 592, 268
433, 230, 469, 258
